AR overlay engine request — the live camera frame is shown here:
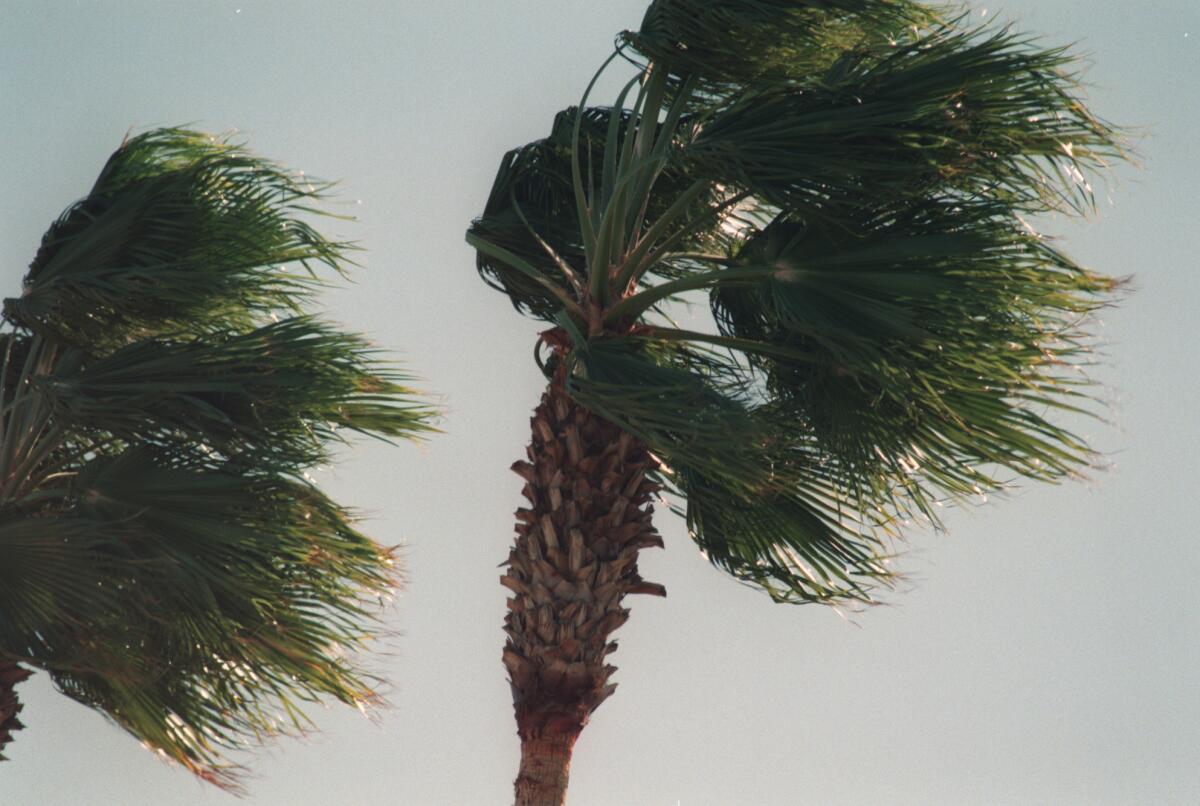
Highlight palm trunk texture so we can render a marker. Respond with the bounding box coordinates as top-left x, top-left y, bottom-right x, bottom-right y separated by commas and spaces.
0, 660, 32, 761
502, 367, 666, 806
